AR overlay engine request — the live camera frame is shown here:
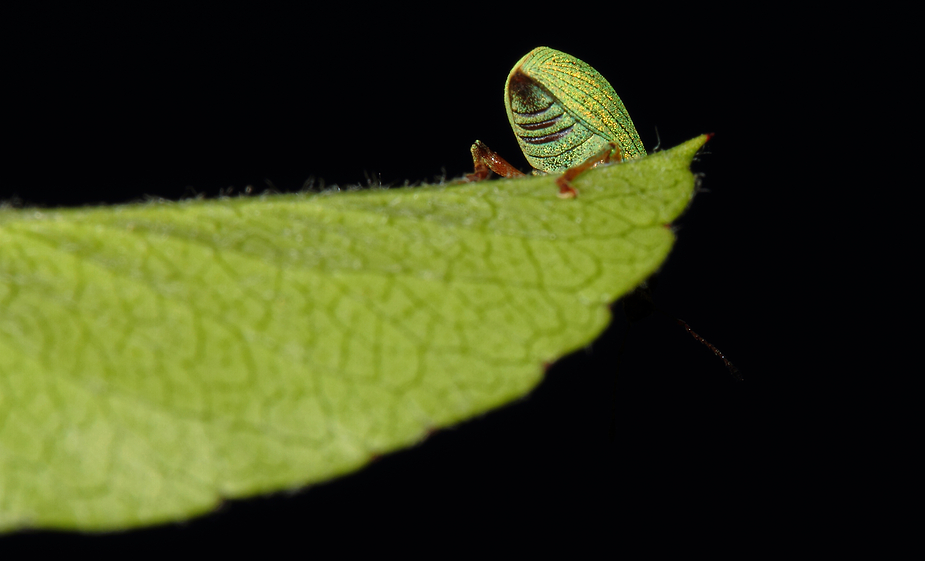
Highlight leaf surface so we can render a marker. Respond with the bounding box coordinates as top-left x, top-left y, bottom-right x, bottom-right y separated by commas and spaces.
0, 135, 708, 532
